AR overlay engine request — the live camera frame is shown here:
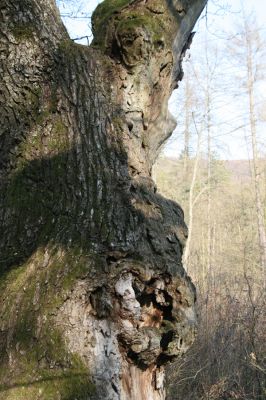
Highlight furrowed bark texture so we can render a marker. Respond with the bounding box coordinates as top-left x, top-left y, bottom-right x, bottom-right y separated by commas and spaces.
0, 1, 207, 399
